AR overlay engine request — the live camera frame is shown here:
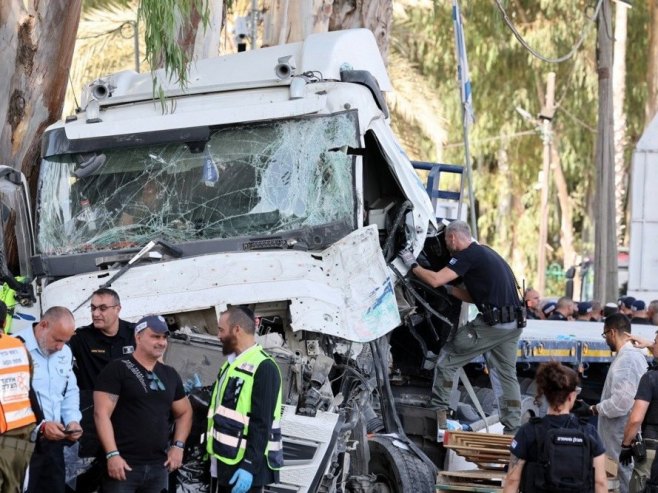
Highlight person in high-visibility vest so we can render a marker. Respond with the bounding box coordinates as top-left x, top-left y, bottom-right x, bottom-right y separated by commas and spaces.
1, 278, 23, 334
0, 303, 38, 492
207, 306, 283, 493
